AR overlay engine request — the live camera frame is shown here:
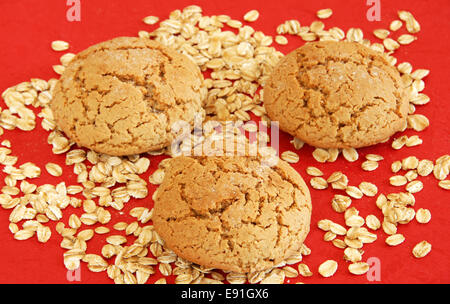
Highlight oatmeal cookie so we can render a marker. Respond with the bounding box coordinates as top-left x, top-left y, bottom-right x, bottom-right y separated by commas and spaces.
264, 41, 408, 148
51, 37, 206, 156
153, 156, 312, 273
